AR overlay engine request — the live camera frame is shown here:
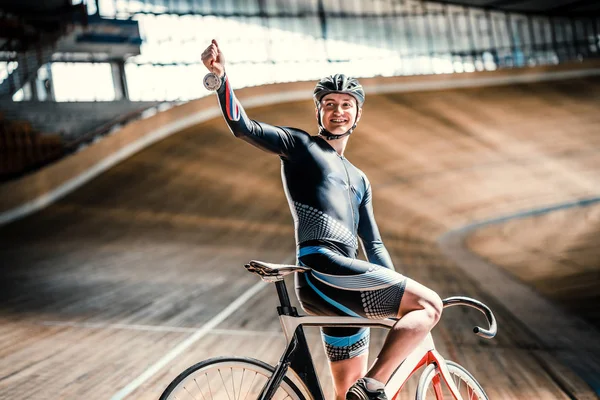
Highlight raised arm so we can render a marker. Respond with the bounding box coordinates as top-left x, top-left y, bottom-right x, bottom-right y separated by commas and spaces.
357, 178, 395, 270
201, 40, 304, 158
